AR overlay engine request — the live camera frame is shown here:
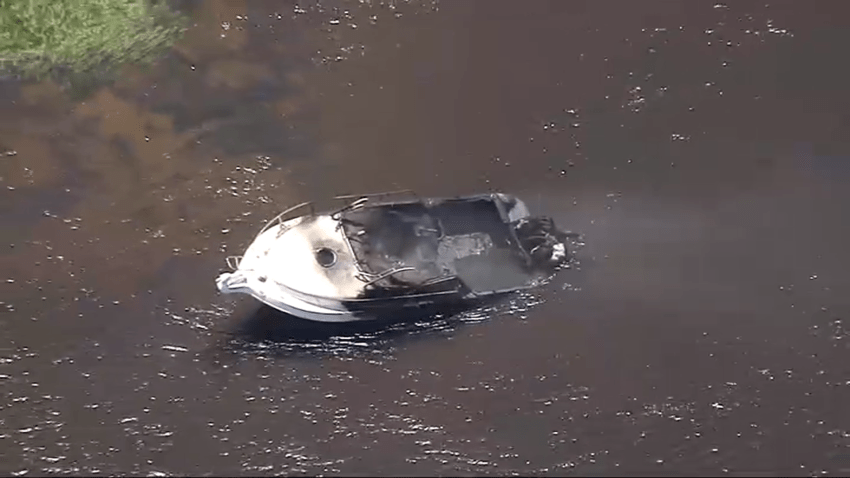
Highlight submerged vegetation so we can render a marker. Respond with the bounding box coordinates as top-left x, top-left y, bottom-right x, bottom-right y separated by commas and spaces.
0, 0, 186, 79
